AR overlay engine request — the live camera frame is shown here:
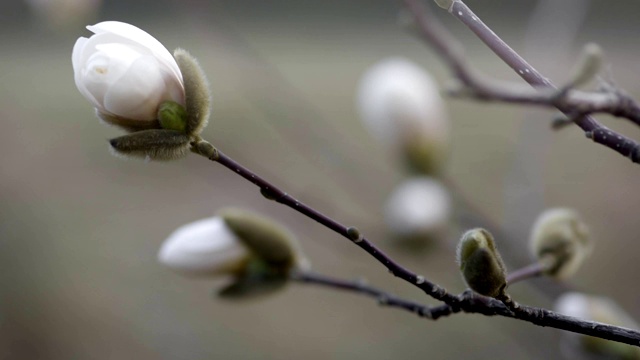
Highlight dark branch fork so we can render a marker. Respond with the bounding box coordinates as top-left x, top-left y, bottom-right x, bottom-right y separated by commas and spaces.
403, 0, 640, 163
191, 140, 640, 346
